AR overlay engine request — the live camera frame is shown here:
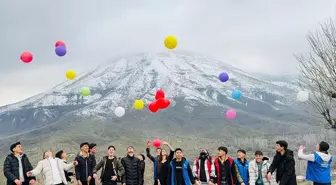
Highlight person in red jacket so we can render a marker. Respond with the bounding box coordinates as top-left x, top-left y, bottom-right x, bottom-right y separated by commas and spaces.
211, 146, 239, 185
